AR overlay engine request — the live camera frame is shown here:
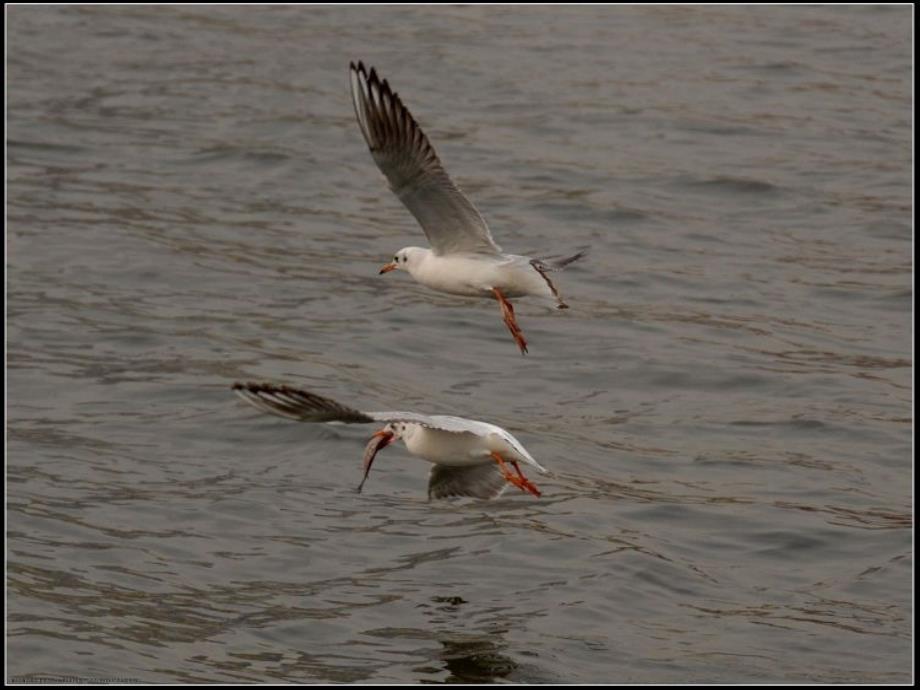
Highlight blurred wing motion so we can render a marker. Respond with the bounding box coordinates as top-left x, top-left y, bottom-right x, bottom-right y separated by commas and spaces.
428, 463, 509, 500
349, 60, 502, 256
